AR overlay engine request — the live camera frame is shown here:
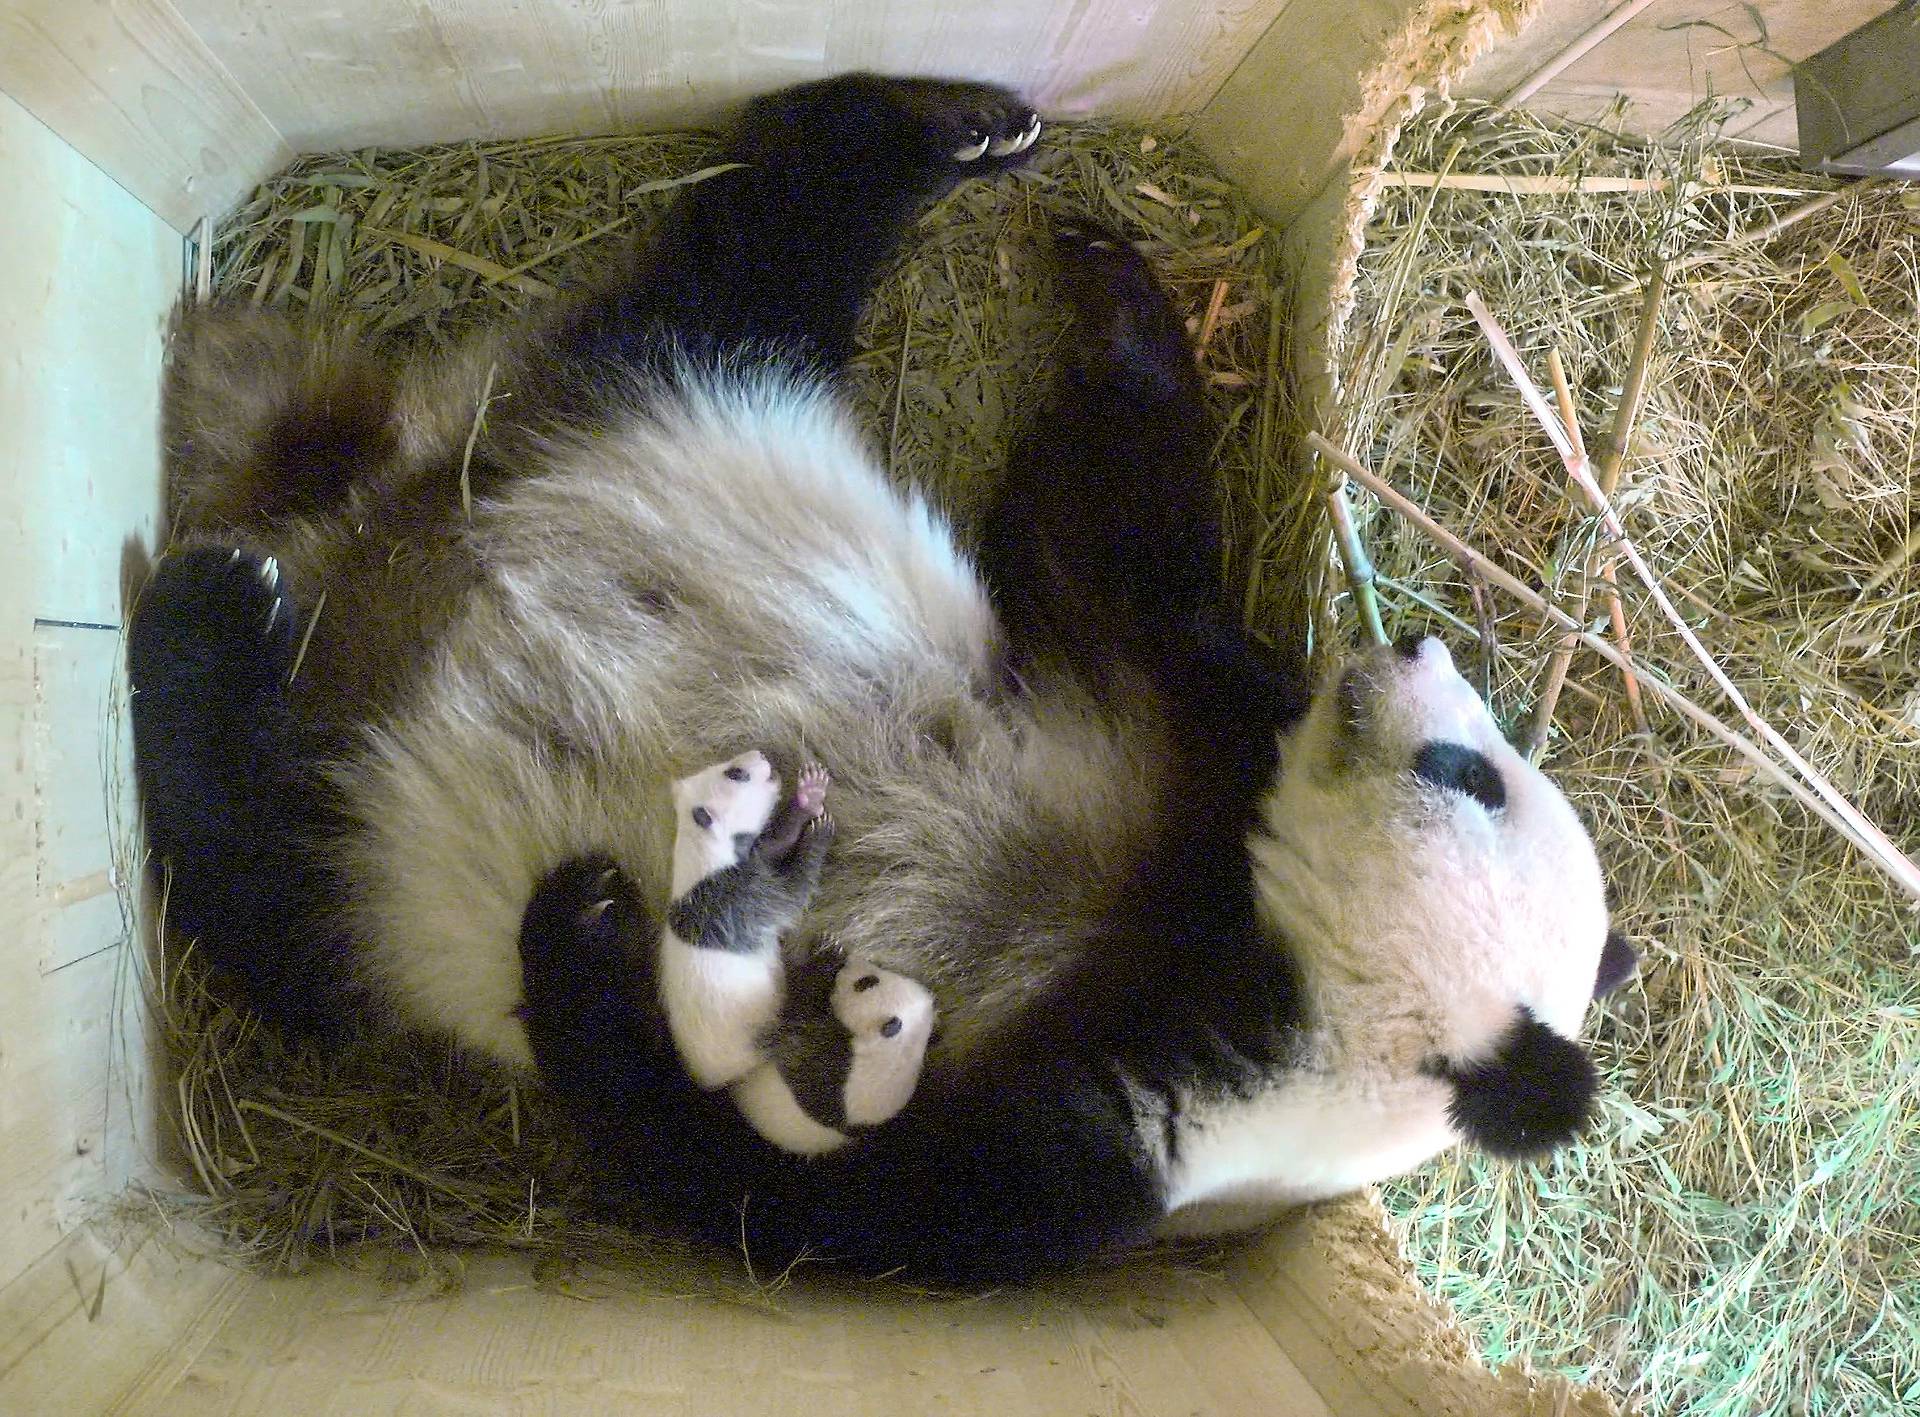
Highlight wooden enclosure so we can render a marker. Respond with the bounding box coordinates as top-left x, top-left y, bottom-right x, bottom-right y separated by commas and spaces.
0, 2, 1882, 1411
